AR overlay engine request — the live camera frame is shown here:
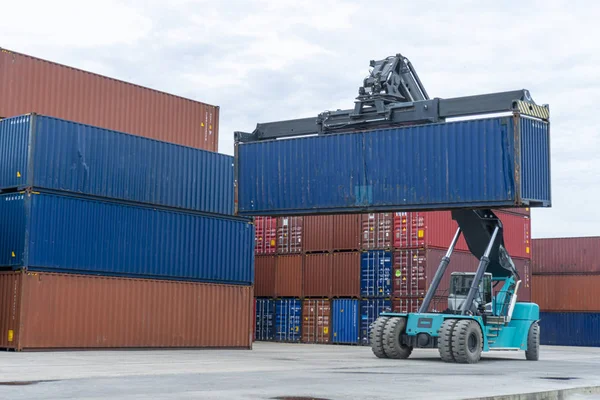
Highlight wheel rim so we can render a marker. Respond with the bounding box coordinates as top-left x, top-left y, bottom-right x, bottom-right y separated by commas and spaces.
468, 332, 478, 352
